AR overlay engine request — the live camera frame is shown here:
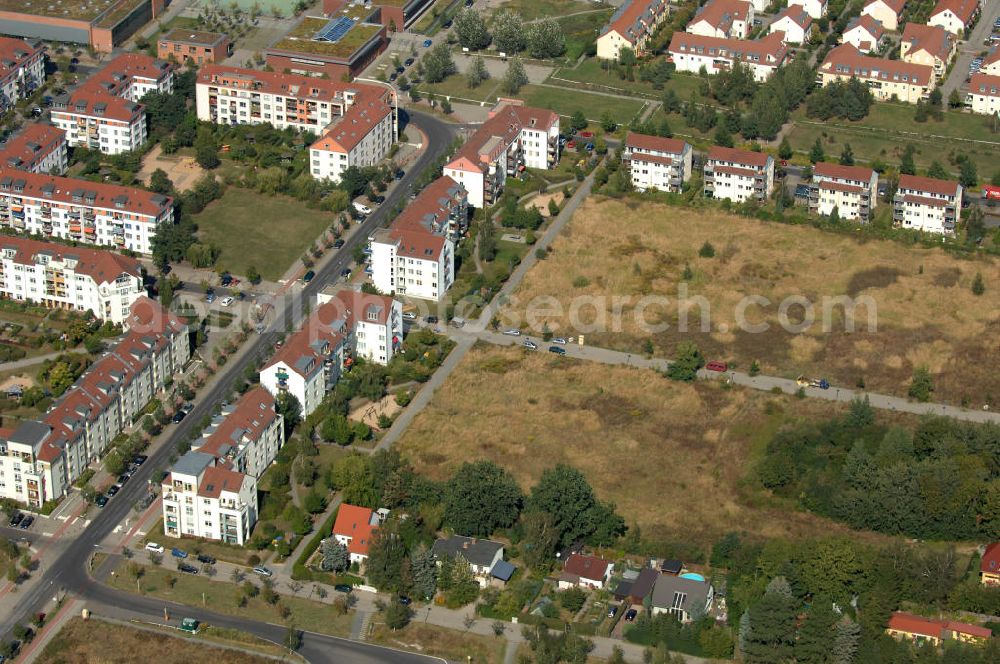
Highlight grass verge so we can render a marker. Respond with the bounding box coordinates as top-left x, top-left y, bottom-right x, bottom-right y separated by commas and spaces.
369, 622, 507, 663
